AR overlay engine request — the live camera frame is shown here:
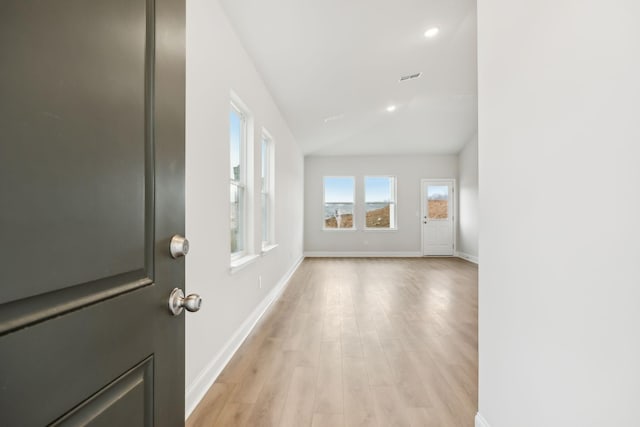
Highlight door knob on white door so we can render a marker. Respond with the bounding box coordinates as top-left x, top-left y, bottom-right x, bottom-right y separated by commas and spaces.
168, 288, 202, 316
